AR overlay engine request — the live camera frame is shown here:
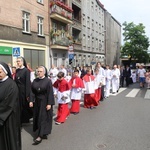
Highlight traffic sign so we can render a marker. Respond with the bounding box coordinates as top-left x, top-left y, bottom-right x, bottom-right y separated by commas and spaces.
69, 54, 74, 59
13, 47, 20, 57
